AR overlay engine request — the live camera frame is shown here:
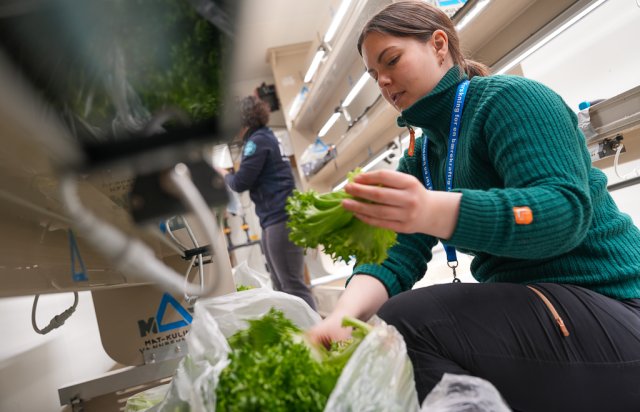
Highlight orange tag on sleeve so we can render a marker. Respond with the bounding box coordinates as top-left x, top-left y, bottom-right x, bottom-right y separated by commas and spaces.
513, 206, 533, 225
